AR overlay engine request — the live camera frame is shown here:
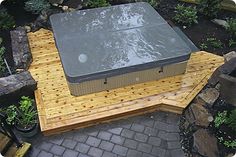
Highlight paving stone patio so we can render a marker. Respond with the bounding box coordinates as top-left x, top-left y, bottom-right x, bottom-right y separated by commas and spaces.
24, 111, 185, 157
